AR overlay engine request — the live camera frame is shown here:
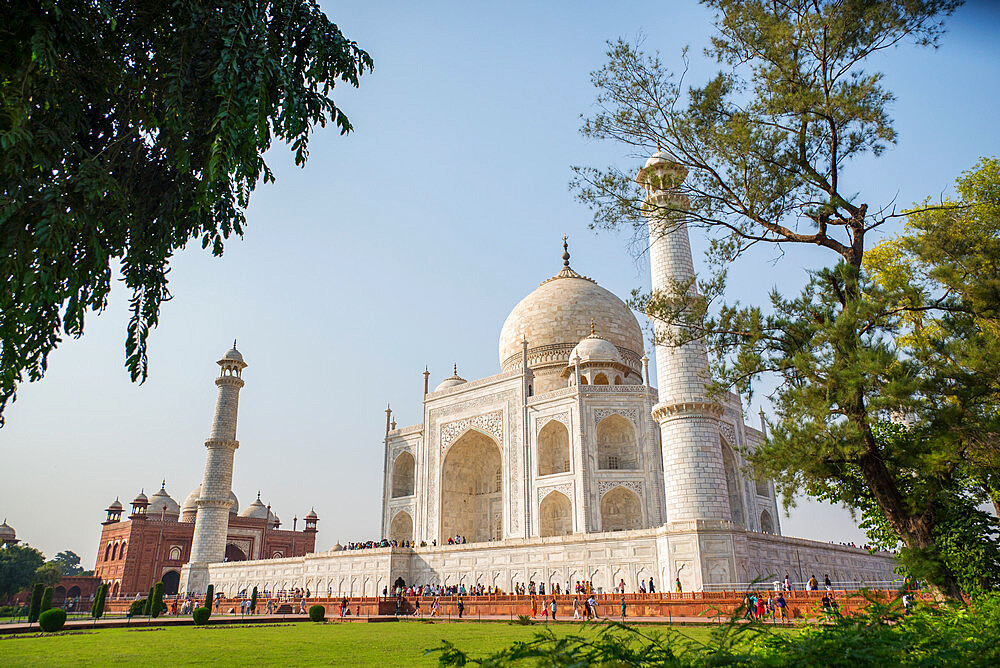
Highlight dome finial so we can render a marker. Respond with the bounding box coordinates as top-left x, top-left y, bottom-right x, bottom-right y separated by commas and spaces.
453, 362, 458, 376
233, 338, 237, 349
591, 319, 596, 336
562, 235, 570, 268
